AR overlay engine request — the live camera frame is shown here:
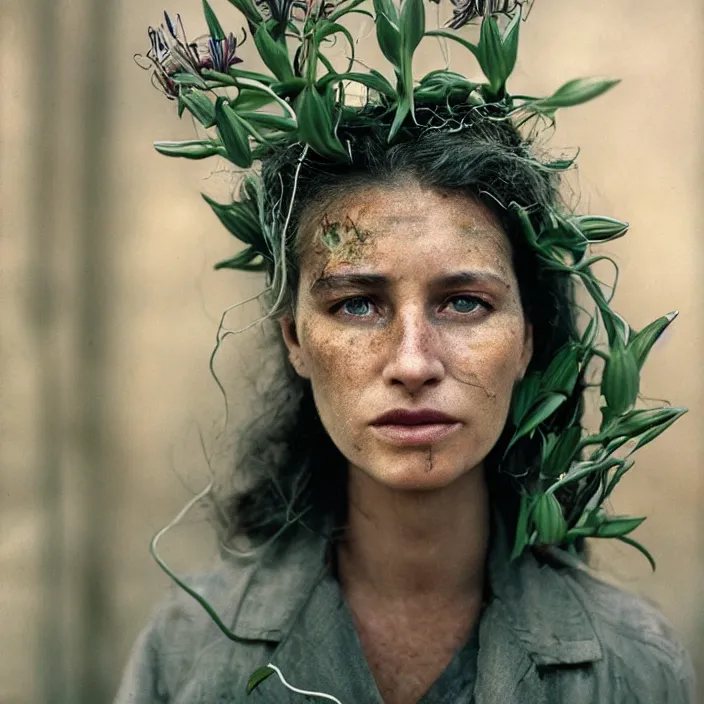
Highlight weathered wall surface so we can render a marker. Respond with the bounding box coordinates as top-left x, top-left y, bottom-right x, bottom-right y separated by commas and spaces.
1, 0, 702, 701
